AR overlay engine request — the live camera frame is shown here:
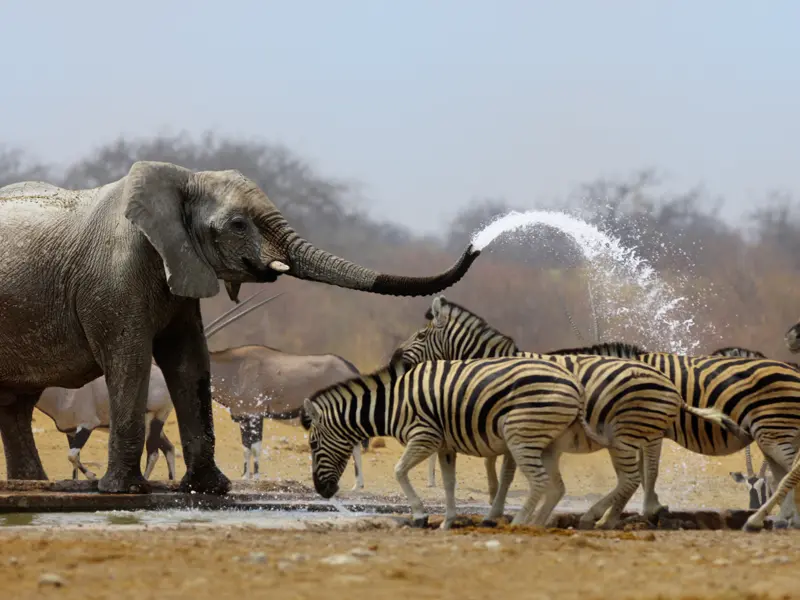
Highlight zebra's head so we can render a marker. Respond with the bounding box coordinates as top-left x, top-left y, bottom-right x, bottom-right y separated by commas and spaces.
730, 471, 770, 509
390, 296, 517, 367
786, 321, 800, 353
300, 398, 352, 499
